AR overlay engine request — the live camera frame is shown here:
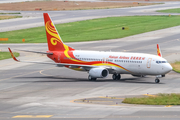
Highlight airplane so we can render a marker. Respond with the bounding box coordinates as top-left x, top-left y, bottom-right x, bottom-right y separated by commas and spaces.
8, 13, 172, 83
